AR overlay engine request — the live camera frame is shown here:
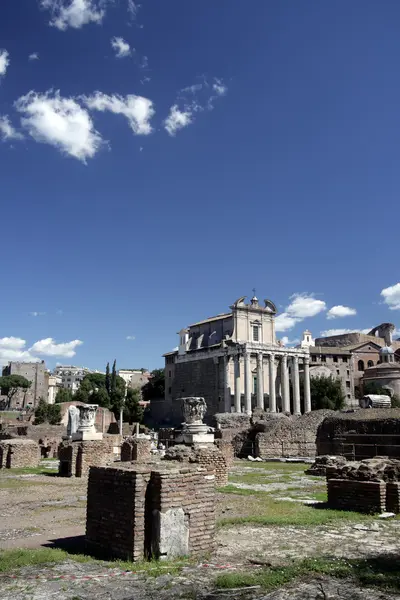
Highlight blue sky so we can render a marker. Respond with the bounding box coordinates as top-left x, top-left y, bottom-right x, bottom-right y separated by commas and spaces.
0, 0, 399, 371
